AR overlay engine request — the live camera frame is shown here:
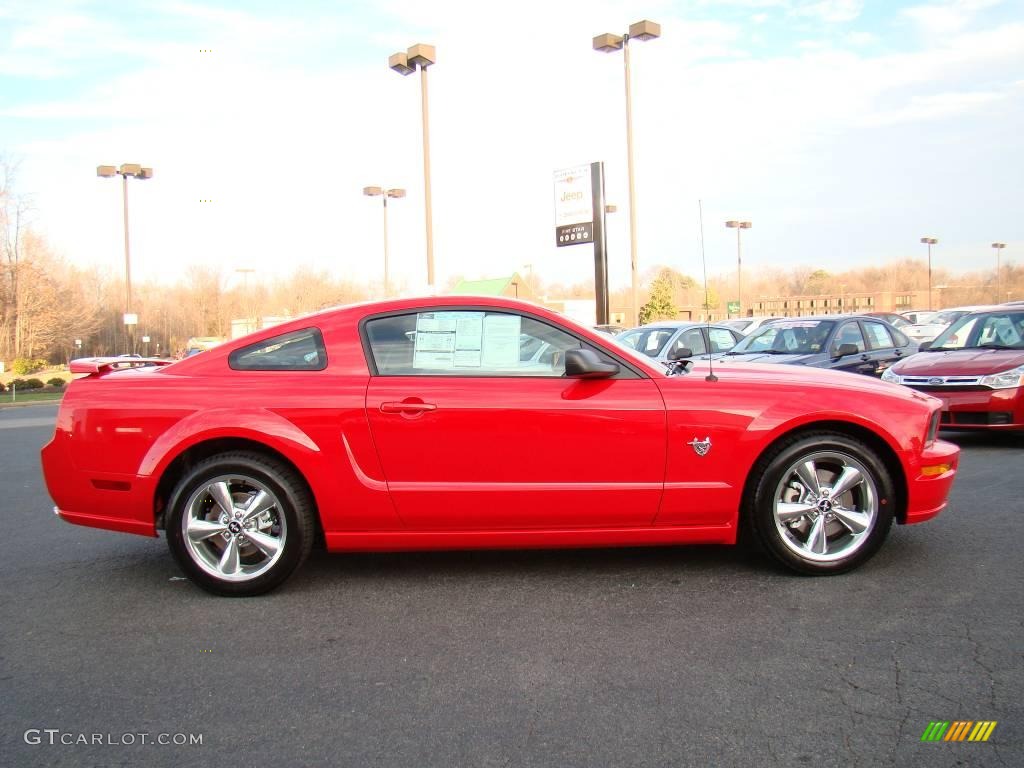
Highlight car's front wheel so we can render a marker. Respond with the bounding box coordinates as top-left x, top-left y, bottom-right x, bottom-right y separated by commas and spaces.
749, 433, 895, 575
165, 452, 315, 596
